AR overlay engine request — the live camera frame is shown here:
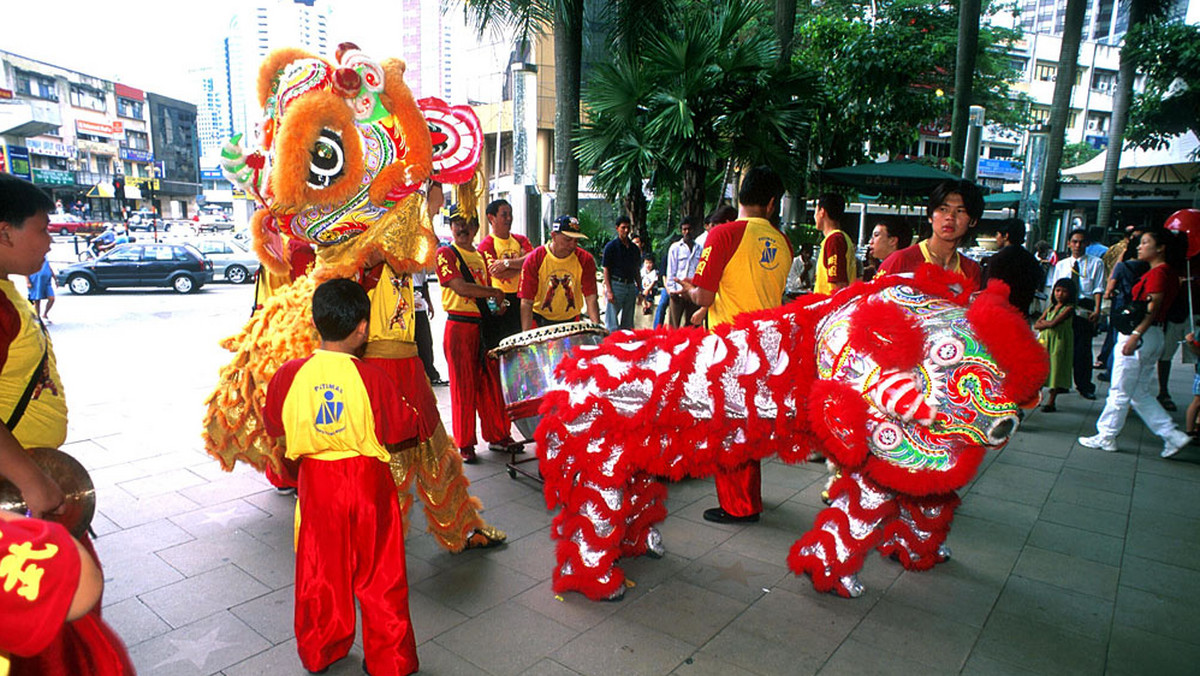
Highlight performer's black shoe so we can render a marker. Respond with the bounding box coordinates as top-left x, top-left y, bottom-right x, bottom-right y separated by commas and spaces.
703, 507, 760, 524
459, 447, 478, 464
488, 438, 525, 454
1079, 390, 1097, 400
